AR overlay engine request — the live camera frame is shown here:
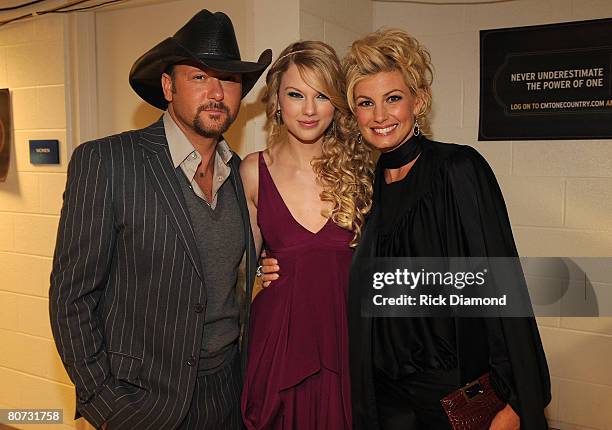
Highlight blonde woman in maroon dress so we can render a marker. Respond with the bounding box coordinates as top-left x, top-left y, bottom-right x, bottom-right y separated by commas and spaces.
239, 41, 373, 429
